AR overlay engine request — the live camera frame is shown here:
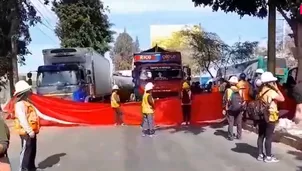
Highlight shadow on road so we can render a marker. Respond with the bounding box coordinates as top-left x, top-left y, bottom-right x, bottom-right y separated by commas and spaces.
231, 143, 258, 159
209, 121, 227, 129
156, 125, 206, 135
288, 150, 302, 160
213, 129, 229, 139
287, 150, 302, 171
38, 153, 67, 169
